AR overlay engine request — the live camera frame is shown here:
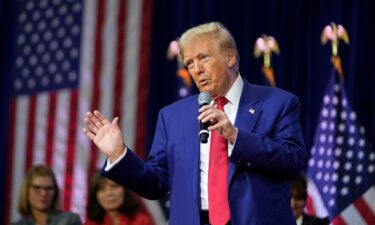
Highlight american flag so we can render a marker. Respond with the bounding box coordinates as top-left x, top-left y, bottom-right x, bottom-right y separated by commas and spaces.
307, 65, 375, 224
4, 0, 167, 224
